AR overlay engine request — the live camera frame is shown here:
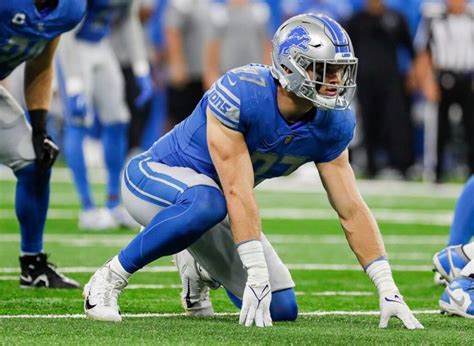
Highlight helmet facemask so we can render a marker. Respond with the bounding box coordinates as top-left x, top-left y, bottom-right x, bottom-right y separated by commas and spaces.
292, 54, 358, 110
